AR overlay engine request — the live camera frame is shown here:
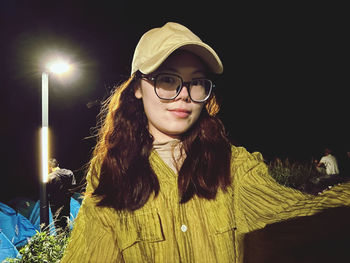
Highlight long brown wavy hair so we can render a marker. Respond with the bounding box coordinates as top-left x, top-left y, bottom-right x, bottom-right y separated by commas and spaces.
91, 73, 232, 211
